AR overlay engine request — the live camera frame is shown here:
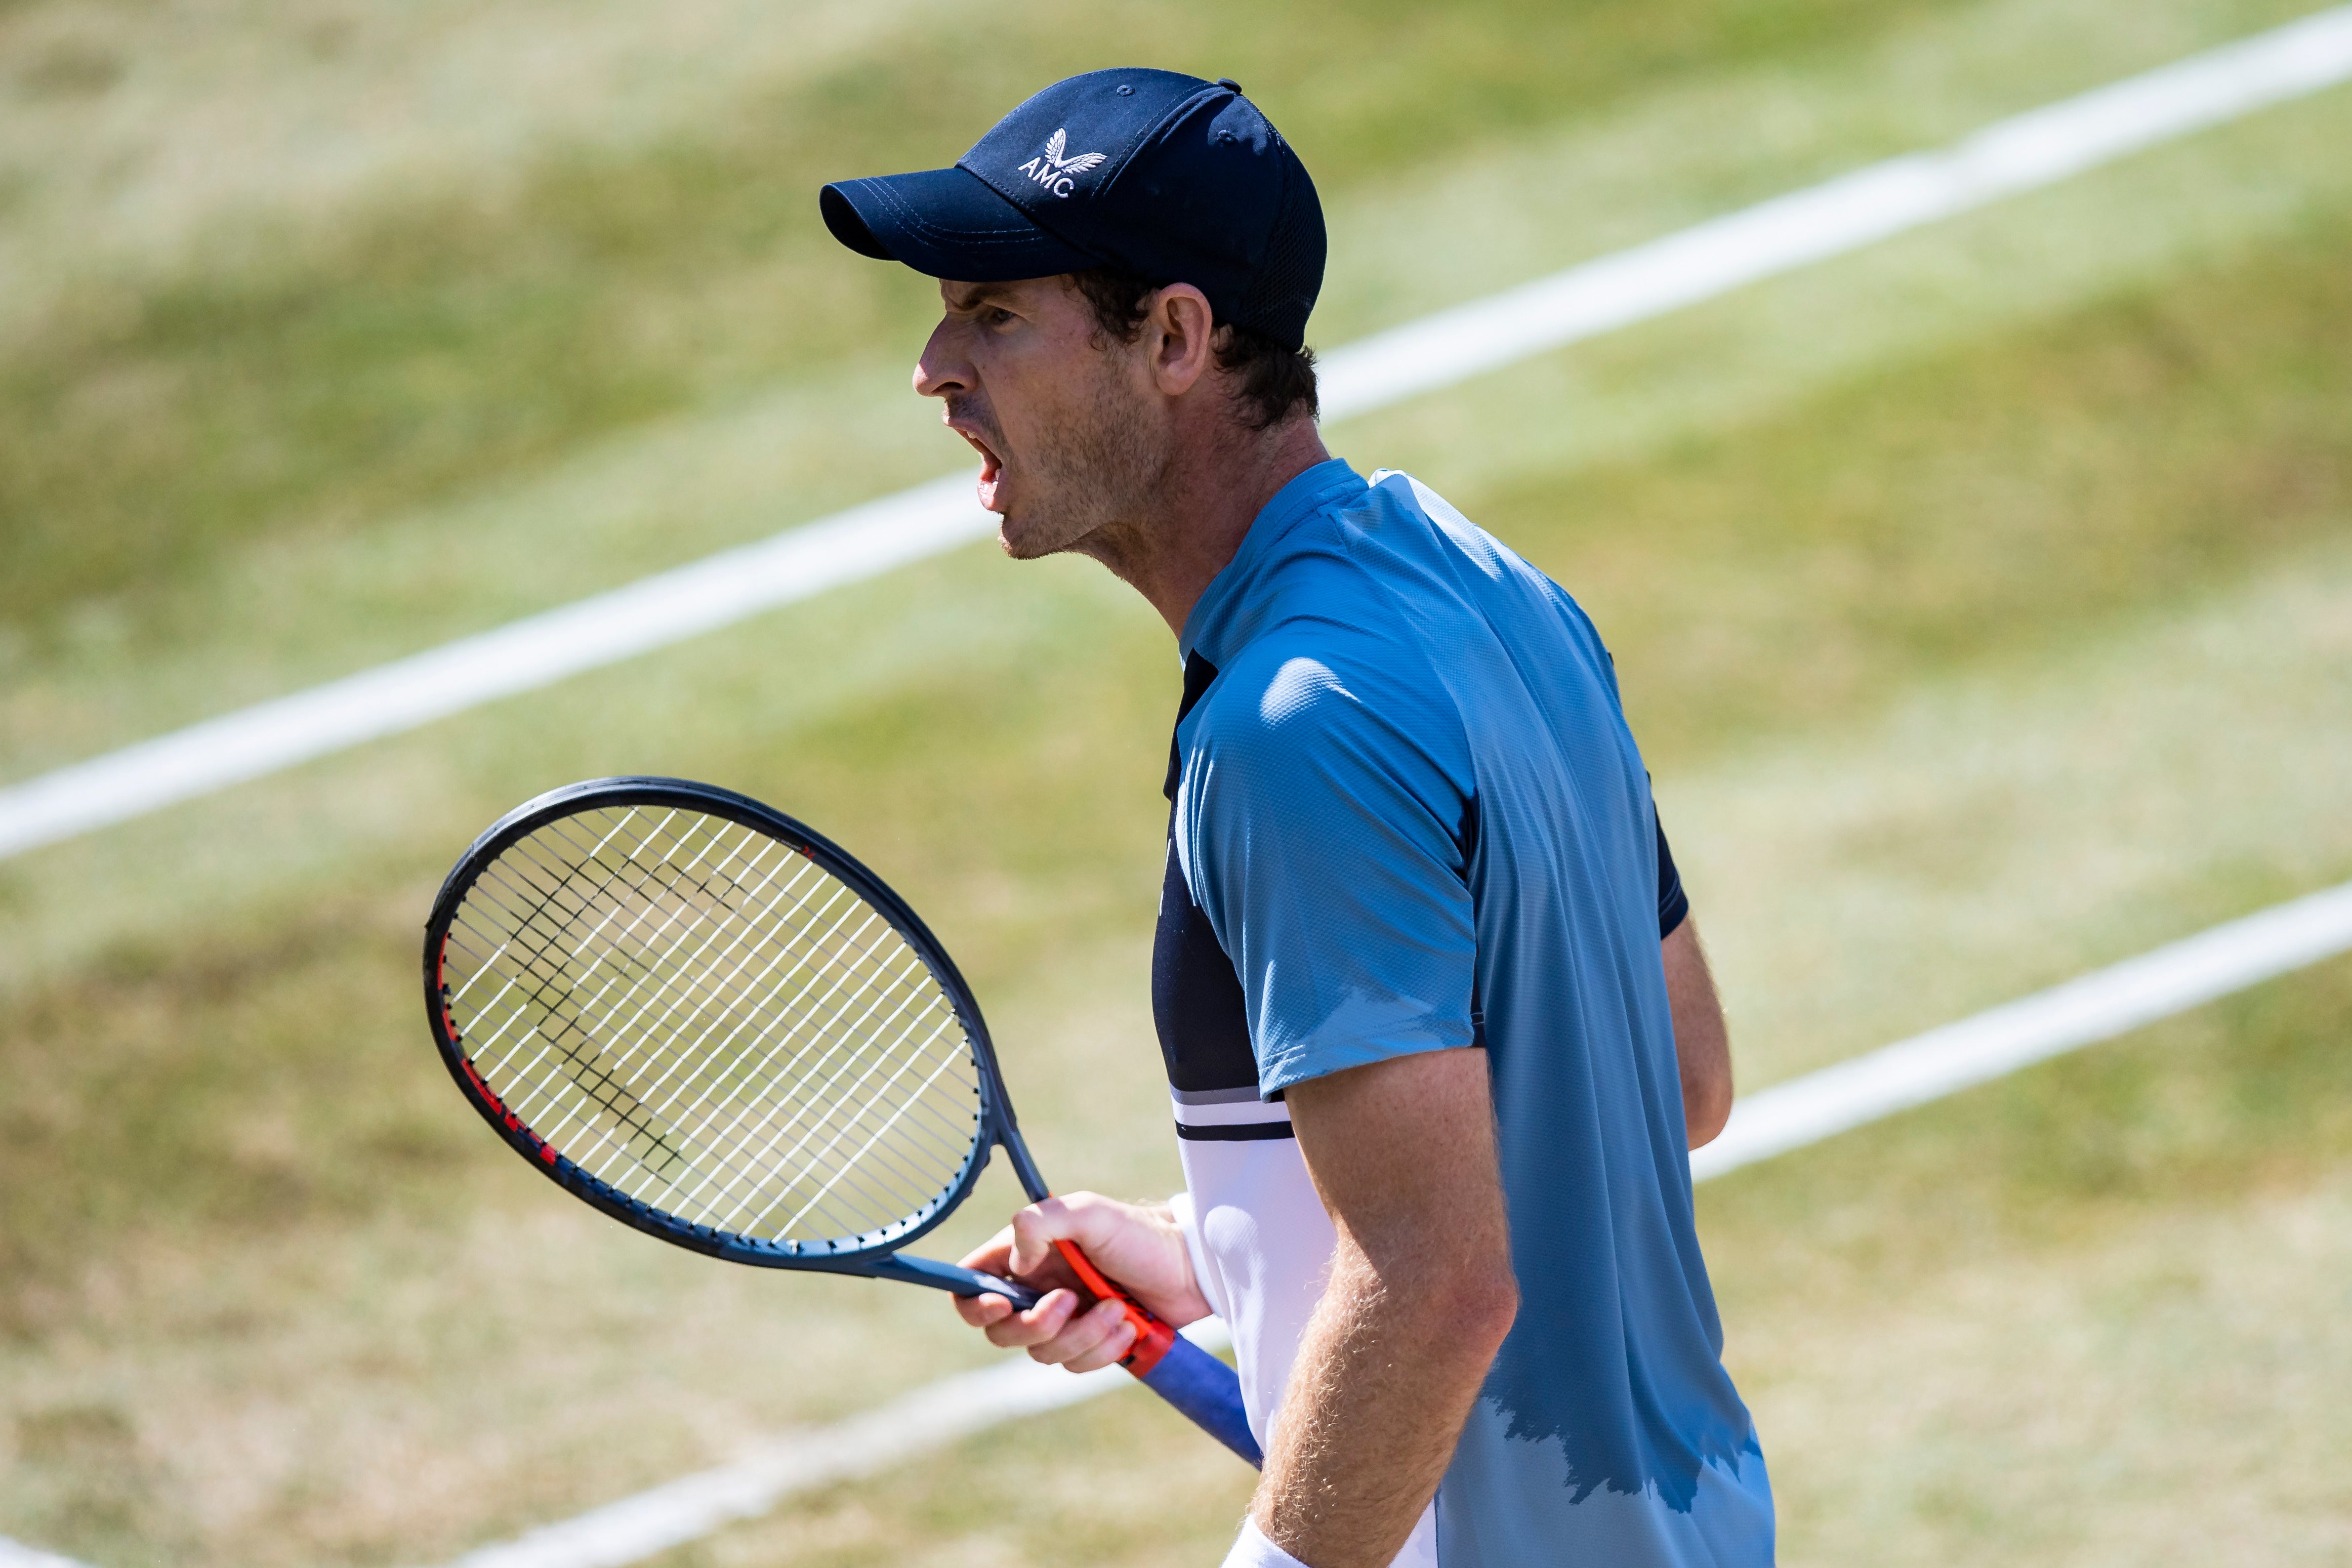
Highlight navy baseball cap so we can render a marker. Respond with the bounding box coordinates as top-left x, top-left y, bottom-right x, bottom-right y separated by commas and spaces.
820, 69, 1325, 351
